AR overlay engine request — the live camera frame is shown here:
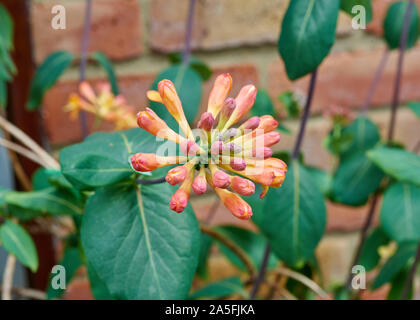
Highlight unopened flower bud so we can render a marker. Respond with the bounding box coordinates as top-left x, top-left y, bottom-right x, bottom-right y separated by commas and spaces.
223, 143, 242, 154
230, 158, 246, 171
165, 166, 188, 185
214, 188, 253, 220
211, 141, 224, 154
231, 176, 255, 196
220, 98, 236, 118
180, 139, 200, 156
207, 74, 233, 117
130, 153, 184, 172
258, 115, 278, 133
192, 170, 207, 195
263, 131, 281, 147
169, 189, 189, 213
197, 112, 215, 131
240, 116, 260, 131
212, 170, 231, 189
